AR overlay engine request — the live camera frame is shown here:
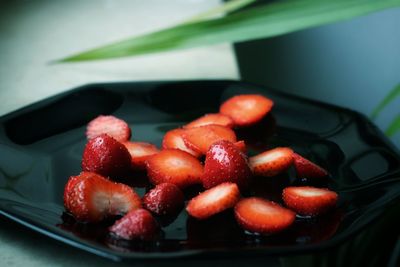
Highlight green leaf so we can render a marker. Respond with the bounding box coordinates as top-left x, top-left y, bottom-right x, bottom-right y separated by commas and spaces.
385, 114, 400, 137
371, 84, 400, 119
58, 0, 400, 62
184, 0, 257, 24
